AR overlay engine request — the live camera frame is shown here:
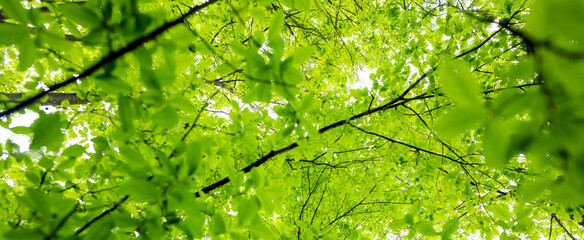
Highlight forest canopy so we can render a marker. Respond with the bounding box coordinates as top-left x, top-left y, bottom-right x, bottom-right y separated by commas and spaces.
1, 0, 584, 239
